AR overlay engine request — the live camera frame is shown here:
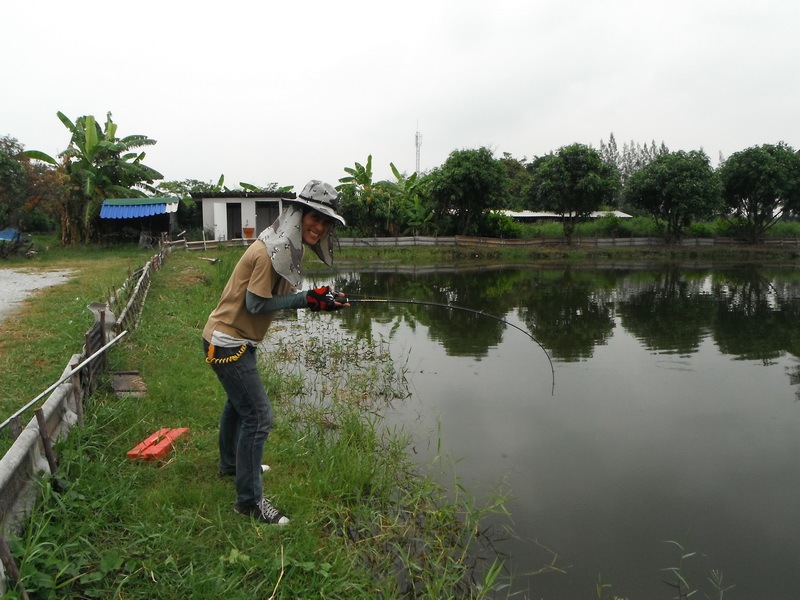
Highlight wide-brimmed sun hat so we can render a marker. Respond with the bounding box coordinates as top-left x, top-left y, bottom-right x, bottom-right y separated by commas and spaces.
290, 180, 346, 227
